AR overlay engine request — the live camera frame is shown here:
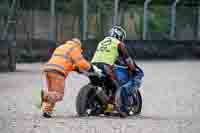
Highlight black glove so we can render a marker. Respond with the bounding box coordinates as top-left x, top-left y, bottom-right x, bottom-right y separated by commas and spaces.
74, 65, 82, 73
